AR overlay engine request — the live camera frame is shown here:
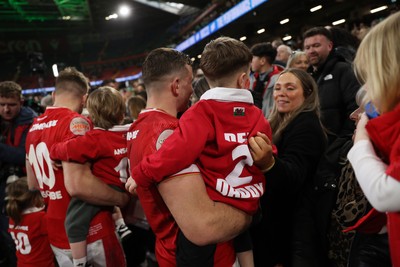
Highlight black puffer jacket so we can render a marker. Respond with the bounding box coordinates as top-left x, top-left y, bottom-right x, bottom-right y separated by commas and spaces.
308, 51, 359, 144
